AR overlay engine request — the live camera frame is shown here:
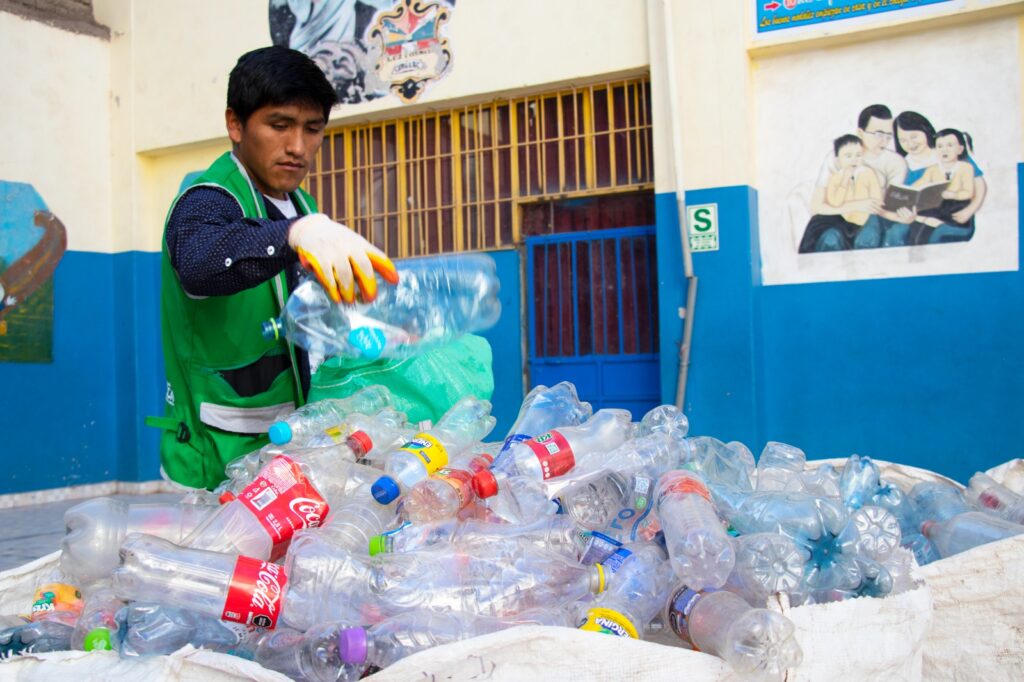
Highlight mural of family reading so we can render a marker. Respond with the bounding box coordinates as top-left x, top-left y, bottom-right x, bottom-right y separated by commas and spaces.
799, 104, 985, 253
